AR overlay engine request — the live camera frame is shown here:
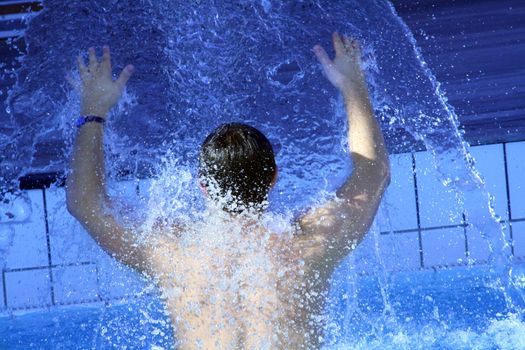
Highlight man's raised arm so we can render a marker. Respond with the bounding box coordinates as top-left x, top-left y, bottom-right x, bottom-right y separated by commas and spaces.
65, 46, 152, 272
295, 33, 390, 267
